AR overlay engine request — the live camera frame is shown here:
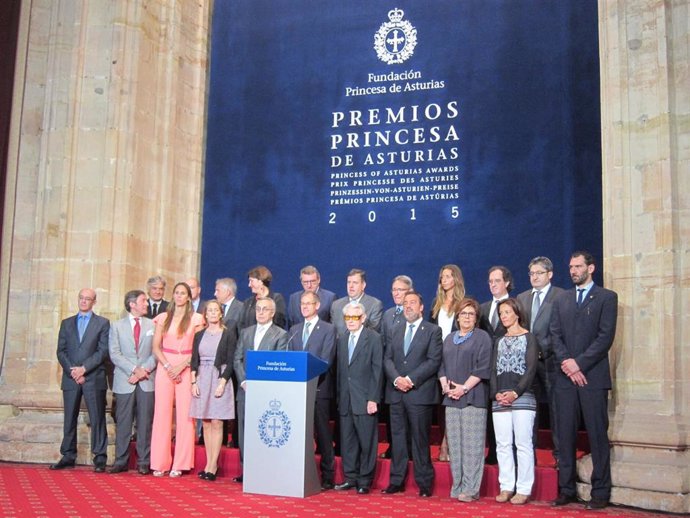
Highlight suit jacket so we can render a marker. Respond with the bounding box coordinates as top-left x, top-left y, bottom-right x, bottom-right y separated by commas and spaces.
550, 285, 618, 390
239, 291, 287, 330
191, 325, 238, 381
287, 319, 337, 399
57, 312, 110, 391
331, 293, 384, 336
233, 323, 288, 396
287, 288, 336, 328
381, 305, 405, 351
192, 298, 206, 314
222, 298, 244, 327
383, 320, 443, 405
516, 285, 564, 358
146, 299, 168, 319
479, 299, 507, 342
109, 315, 156, 394
337, 327, 383, 415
